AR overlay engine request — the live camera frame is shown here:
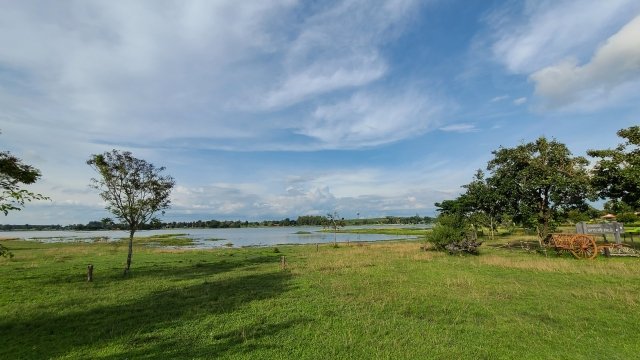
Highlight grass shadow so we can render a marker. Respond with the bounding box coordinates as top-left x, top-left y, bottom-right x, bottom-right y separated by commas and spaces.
97, 317, 312, 359
0, 267, 293, 359
34, 254, 280, 286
